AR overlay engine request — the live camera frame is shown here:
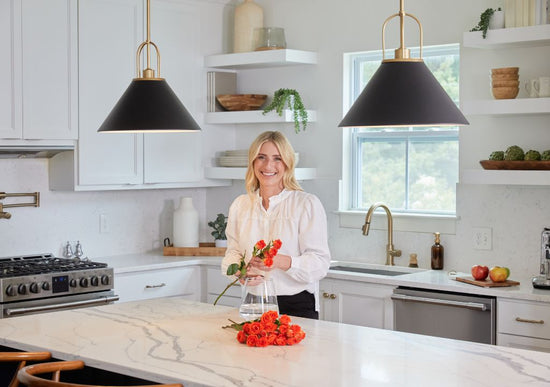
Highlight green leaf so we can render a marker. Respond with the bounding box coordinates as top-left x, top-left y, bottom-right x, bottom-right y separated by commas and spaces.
227, 263, 239, 276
